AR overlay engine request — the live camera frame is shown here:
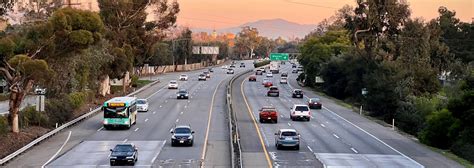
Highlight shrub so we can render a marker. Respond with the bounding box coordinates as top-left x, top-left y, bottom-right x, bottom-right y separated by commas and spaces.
19, 106, 49, 128
0, 116, 8, 136
419, 109, 459, 149
395, 101, 424, 135
130, 75, 139, 88
68, 92, 88, 109
253, 60, 270, 68
45, 97, 74, 127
